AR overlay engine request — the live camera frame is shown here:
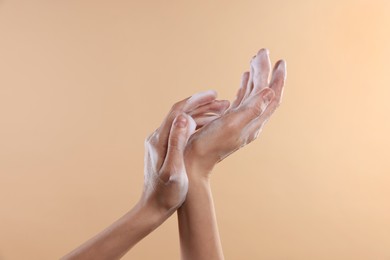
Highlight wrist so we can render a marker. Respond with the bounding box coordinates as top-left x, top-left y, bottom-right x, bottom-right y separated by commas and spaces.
135, 198, 169, 229
187, 164, 212, 183
184, 154, 214, 181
